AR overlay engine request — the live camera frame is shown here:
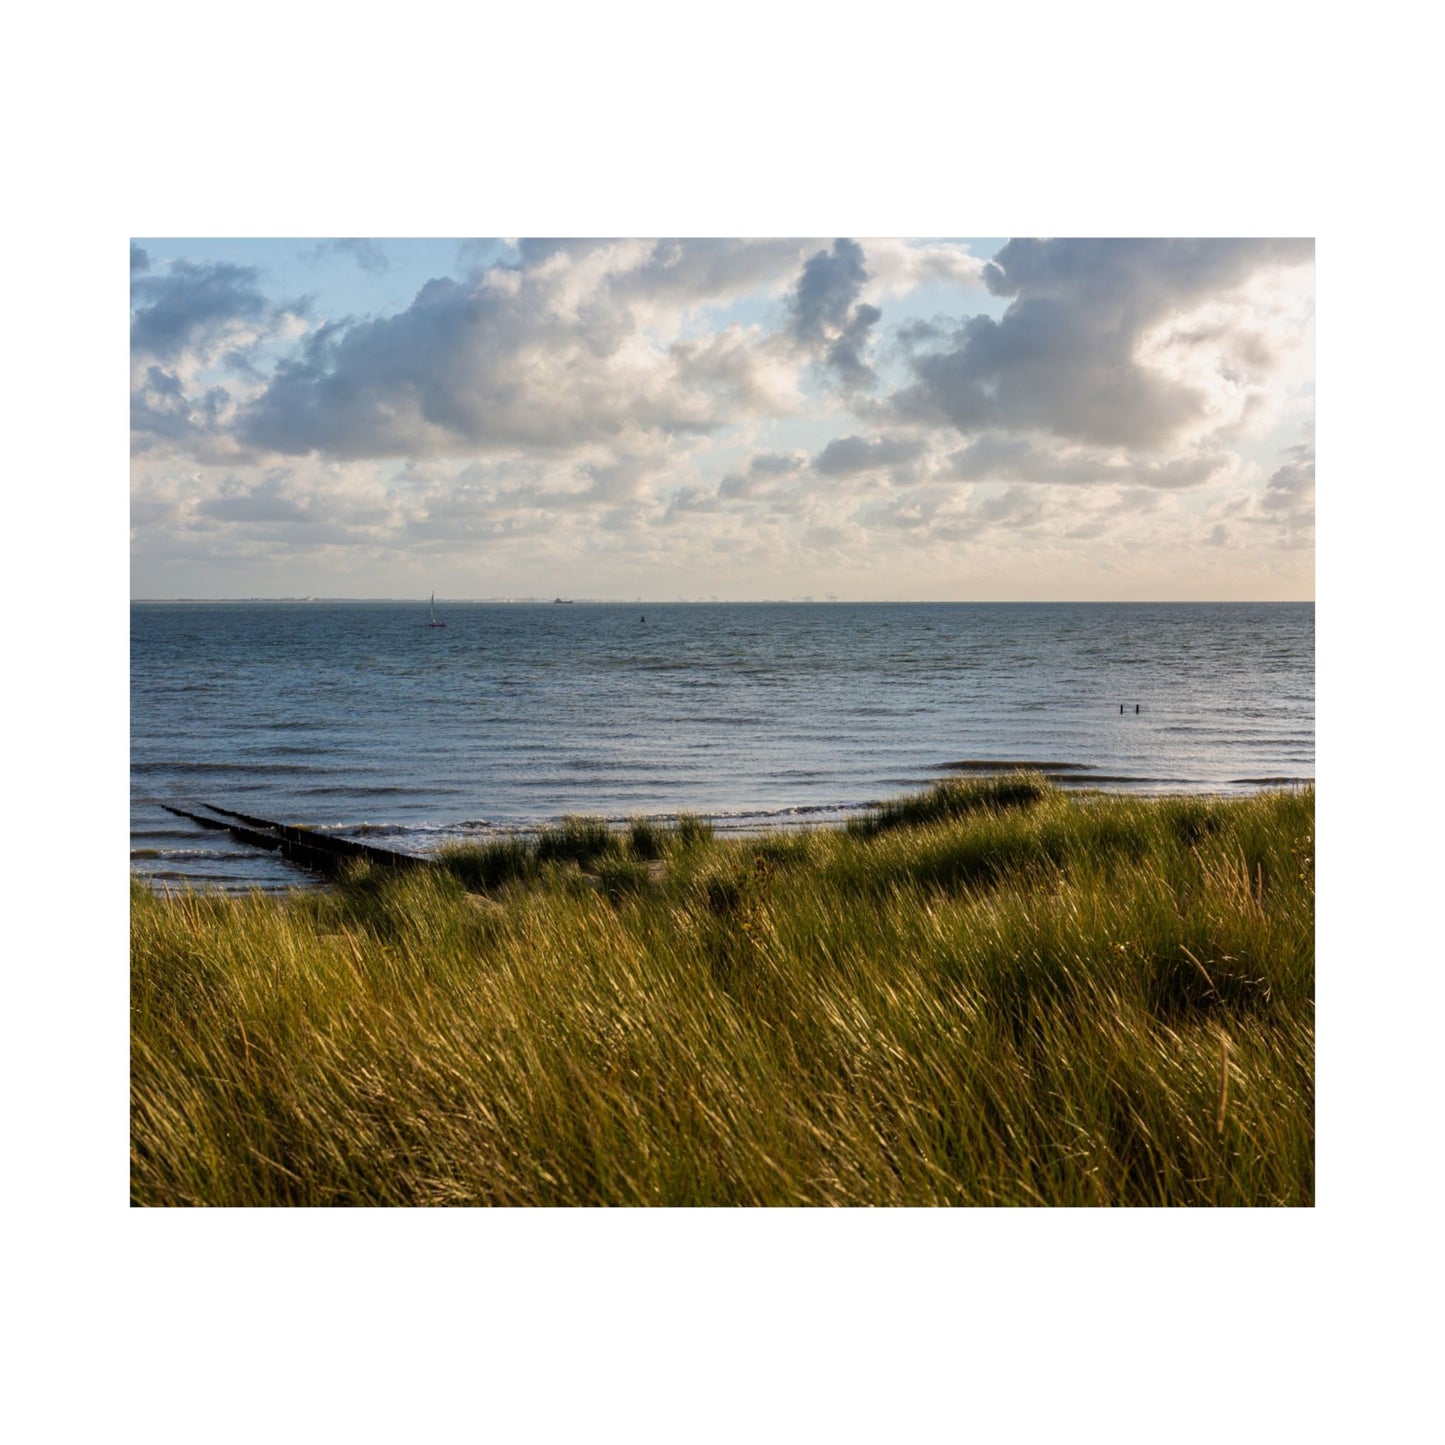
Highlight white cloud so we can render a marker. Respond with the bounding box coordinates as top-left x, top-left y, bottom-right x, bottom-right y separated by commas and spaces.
237, 242, 814, 461
130, 238, 1315, 599
859, 238, 987, 301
